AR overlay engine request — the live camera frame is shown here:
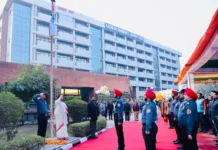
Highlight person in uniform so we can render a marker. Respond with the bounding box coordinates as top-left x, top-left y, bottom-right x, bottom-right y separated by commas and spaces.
177, 89, 187, 150
178, 88, 198, 150
173, 89, 185, 145
169, 90, 178, 129
141, 89, 158, 150
211, 91, 218, 146
114, 89, 125, 150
